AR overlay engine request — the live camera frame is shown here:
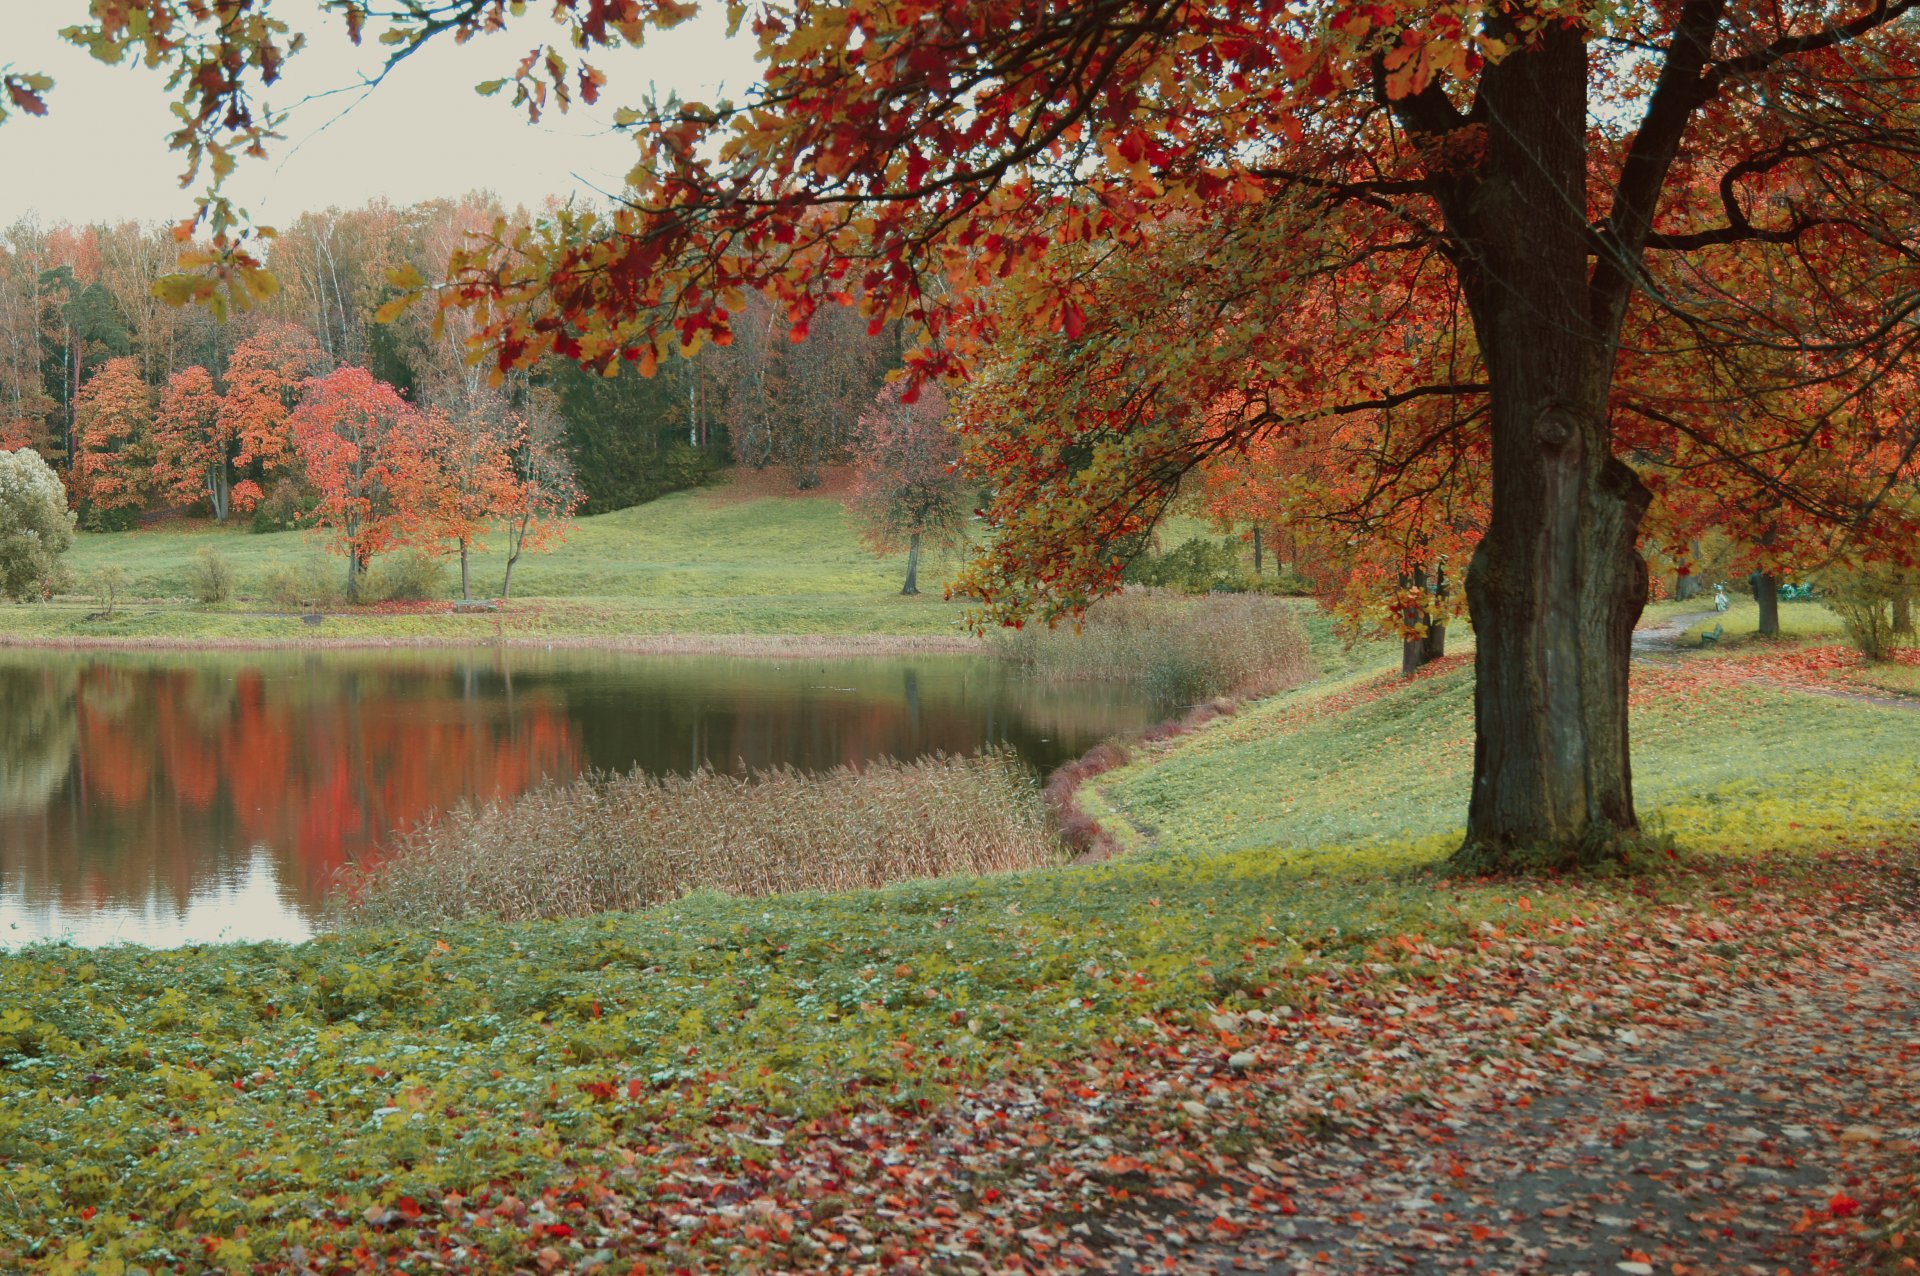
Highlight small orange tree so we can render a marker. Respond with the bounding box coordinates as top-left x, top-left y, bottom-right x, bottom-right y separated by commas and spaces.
151, 365, 231, 519
496, 396, 581, 601
288, 367, 427, 601
73, 356, 152, 522
221, 322, 330, 514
